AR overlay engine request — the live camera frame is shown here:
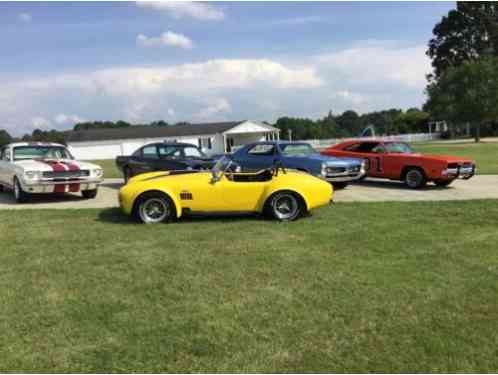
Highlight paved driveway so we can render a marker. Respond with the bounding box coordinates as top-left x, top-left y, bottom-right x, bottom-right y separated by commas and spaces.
0, 176, 497, 210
